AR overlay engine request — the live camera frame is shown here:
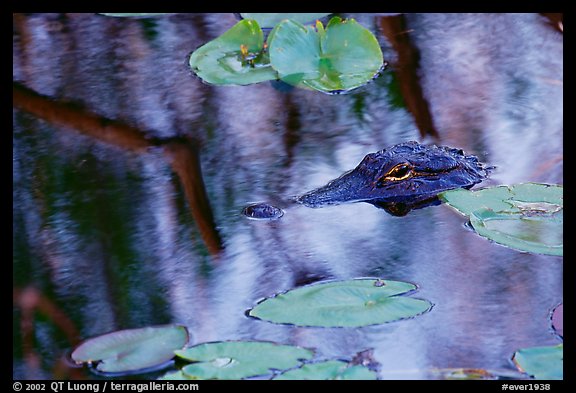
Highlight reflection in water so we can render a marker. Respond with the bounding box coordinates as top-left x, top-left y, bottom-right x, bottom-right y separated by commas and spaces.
13, 13, 562, 379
